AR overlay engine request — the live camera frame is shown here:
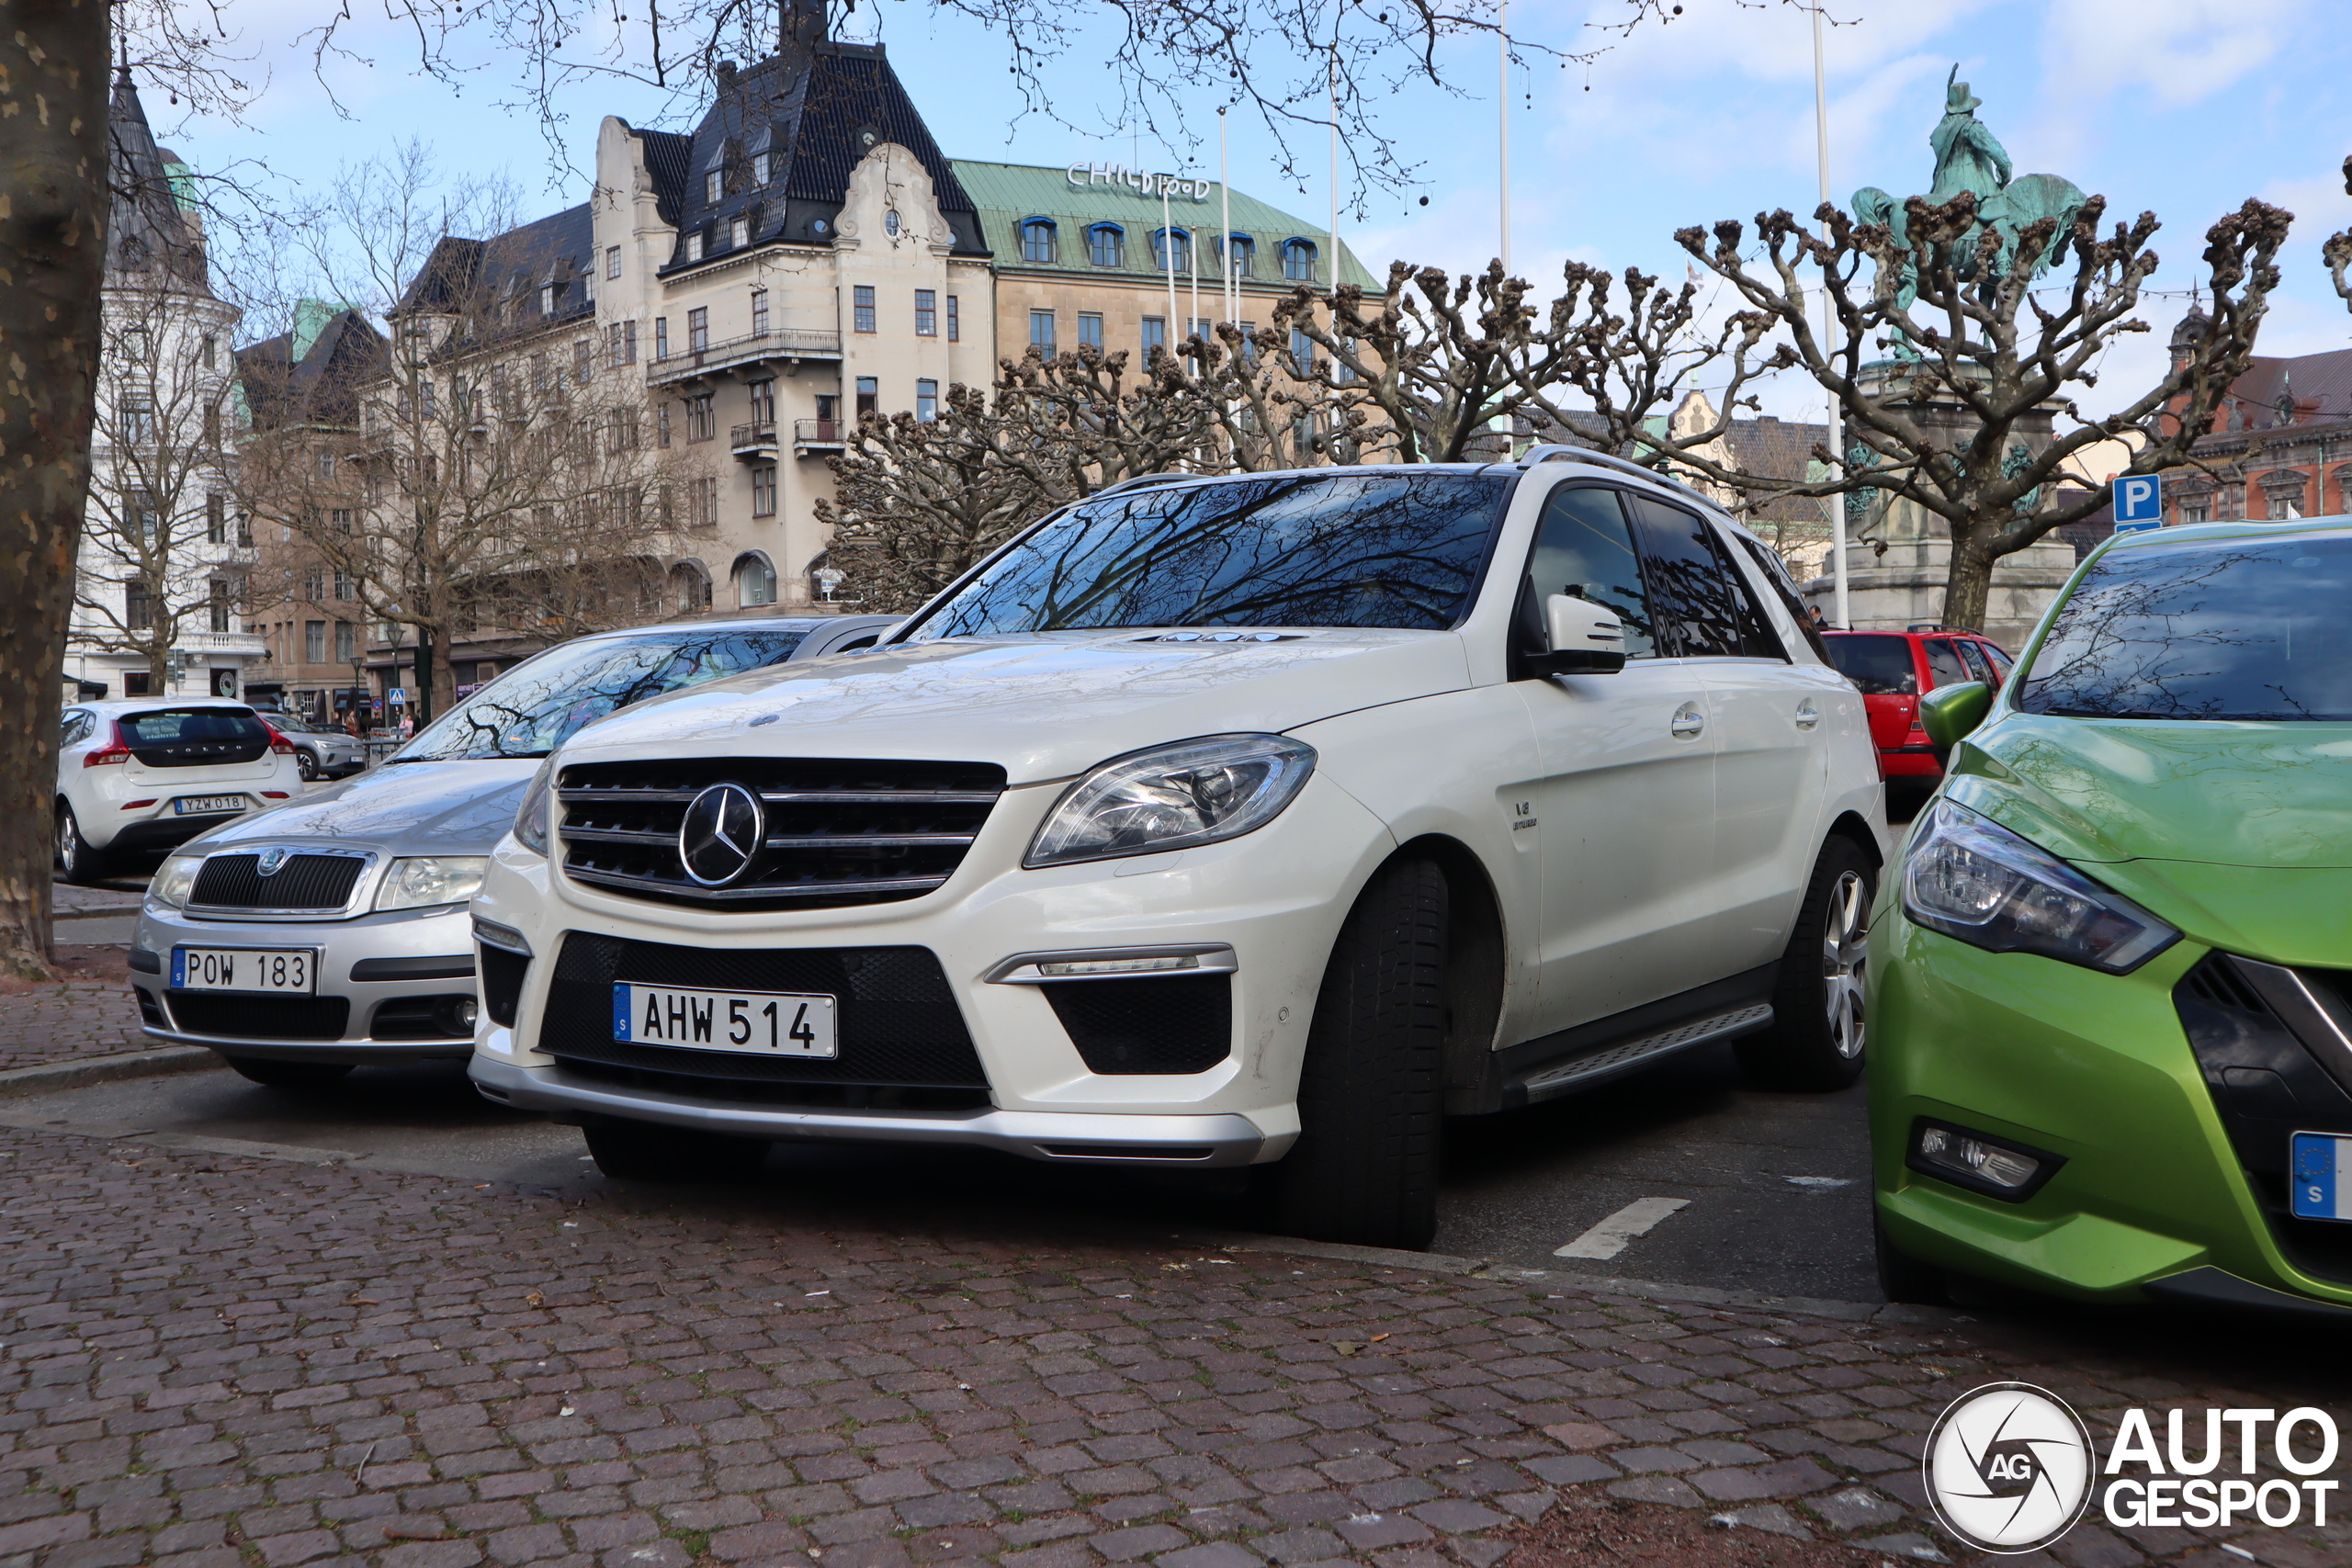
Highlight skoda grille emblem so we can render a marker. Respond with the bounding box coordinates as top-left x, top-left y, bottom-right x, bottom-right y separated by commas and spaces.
679, 783, 764, 887
256, 847, 289, 877
1923, 1382, 2095, 1553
